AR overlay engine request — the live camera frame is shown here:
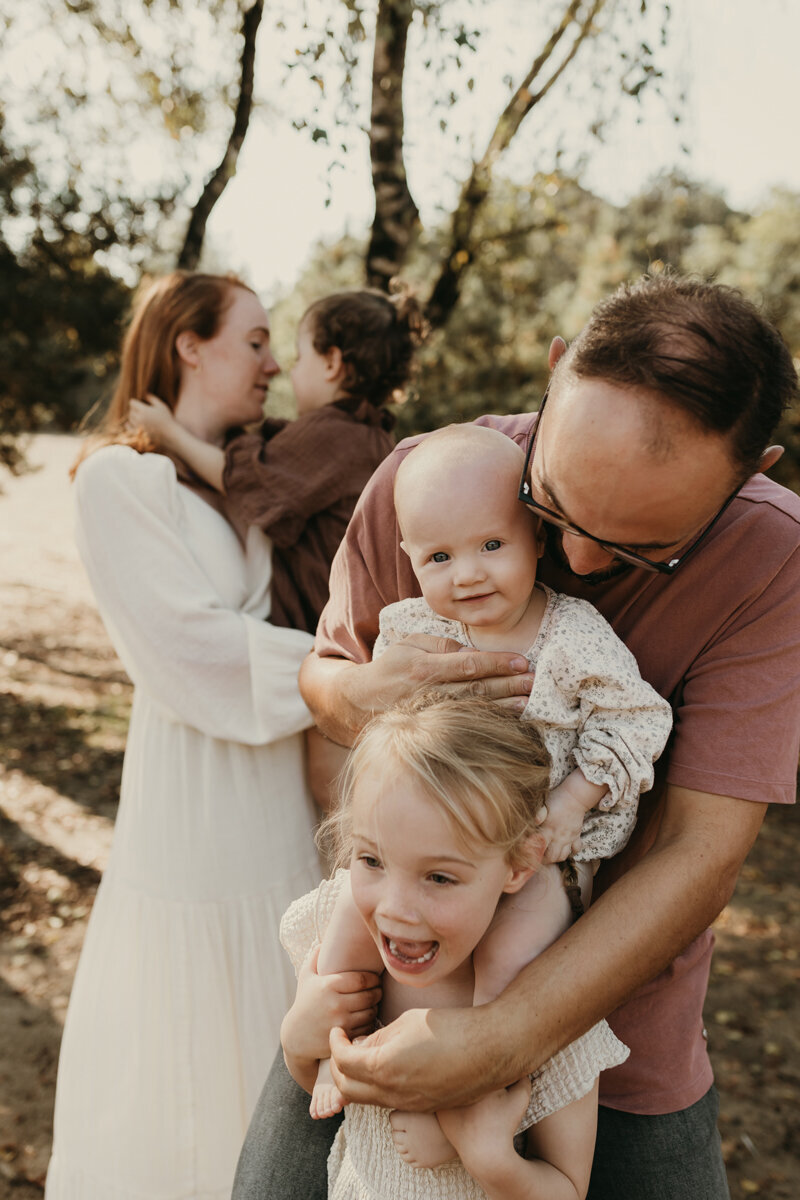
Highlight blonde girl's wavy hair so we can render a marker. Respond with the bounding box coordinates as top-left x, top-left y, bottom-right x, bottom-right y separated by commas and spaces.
71, 270, 254, 478
318, 692, 551, 873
